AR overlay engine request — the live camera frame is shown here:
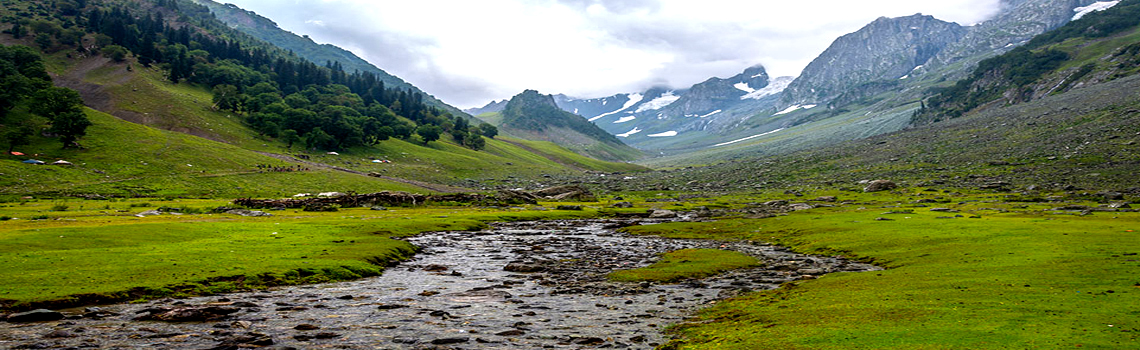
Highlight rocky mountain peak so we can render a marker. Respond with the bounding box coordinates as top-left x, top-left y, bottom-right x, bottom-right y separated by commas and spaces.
781, 13, 968, 107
